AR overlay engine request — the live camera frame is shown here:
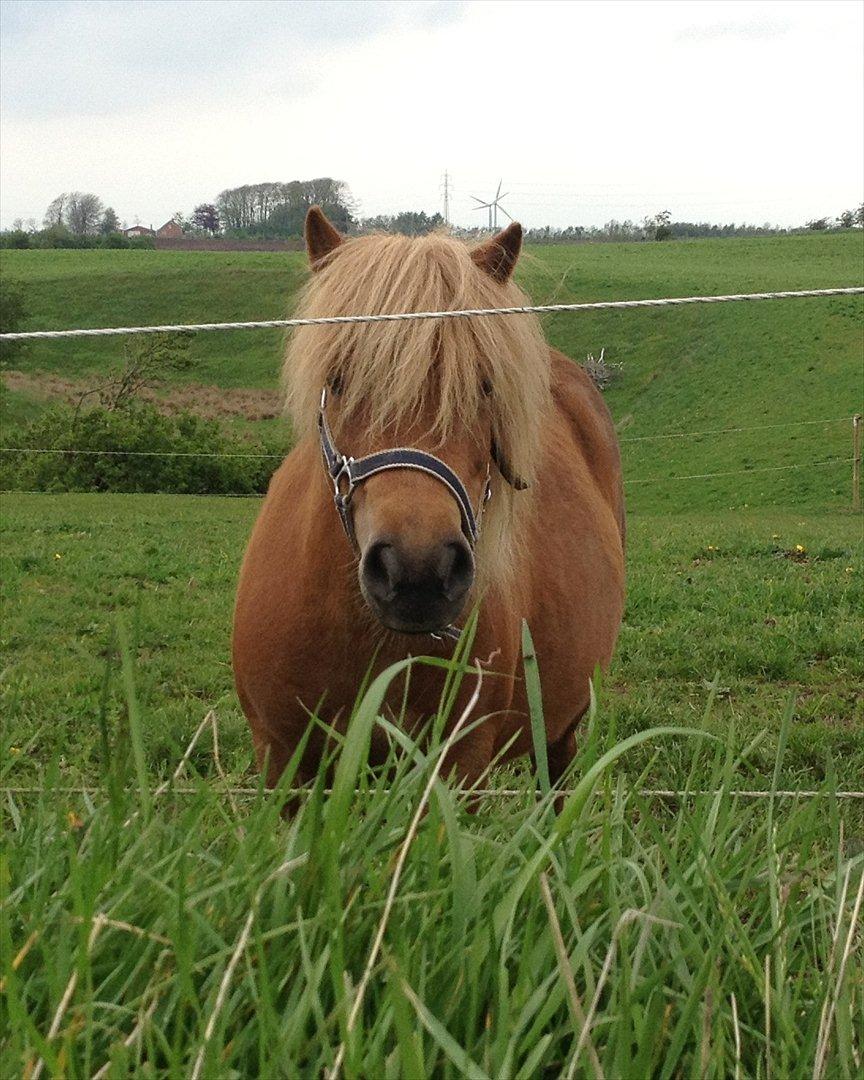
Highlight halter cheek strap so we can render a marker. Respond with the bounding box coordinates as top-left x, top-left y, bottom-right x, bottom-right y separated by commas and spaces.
318, 387, 491, 552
